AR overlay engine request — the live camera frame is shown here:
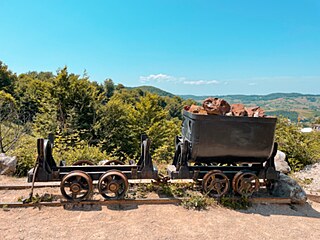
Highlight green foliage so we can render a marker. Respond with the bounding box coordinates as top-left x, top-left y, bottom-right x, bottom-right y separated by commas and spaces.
18, 193, 55, 203
104, 79, 115, 99
95, 98, 137, 159
52, 129, 108, 165
219, 196, 251, 210
181, 192, 216, 211
275, 117, 317, 171
0, 61, 17, 94
267, 110, 299, 122
55, 144, 108, 165
0, 91, 28, 154
131, 85, 174, 97
8, 134, 37, 177
134, 93, 180, 159
15, 72, 54, 122
159, 183, 194, 197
